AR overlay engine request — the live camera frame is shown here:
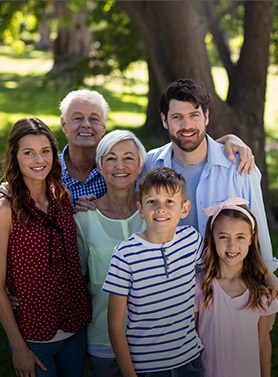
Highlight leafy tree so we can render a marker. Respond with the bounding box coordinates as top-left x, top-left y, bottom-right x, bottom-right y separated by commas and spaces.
117, 0, 275, 225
